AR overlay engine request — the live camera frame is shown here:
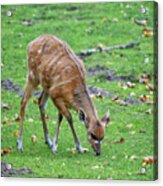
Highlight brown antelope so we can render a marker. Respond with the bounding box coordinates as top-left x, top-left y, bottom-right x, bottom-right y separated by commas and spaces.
17, 34, 110, 156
